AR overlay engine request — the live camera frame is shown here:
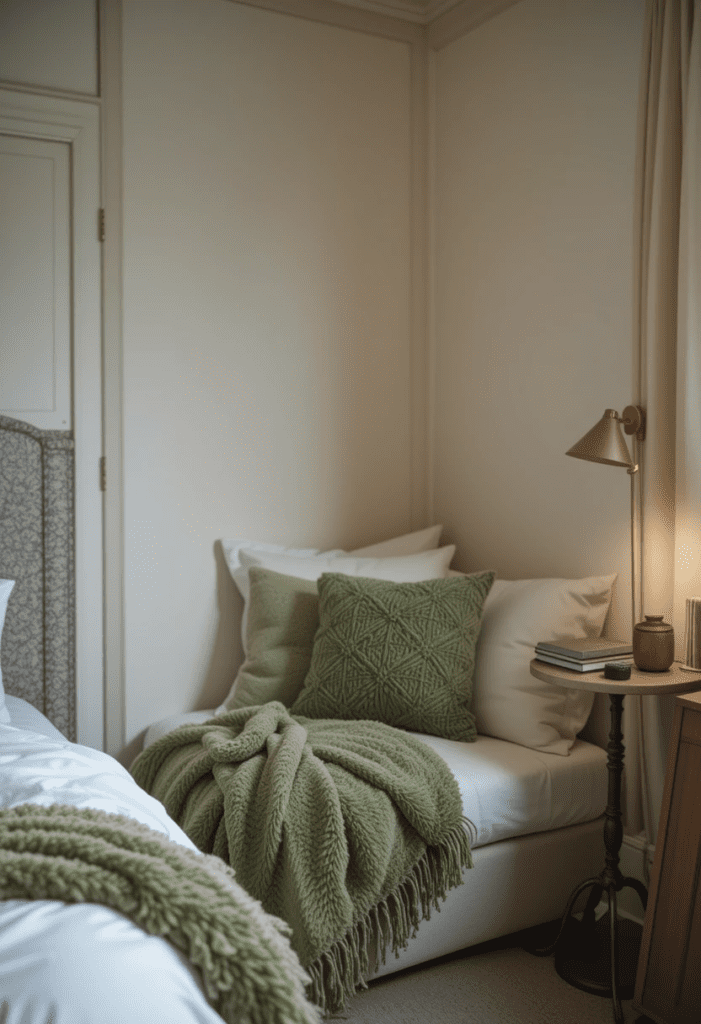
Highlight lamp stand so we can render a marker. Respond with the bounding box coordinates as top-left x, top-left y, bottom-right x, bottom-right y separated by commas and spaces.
622, 407, 645, 636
